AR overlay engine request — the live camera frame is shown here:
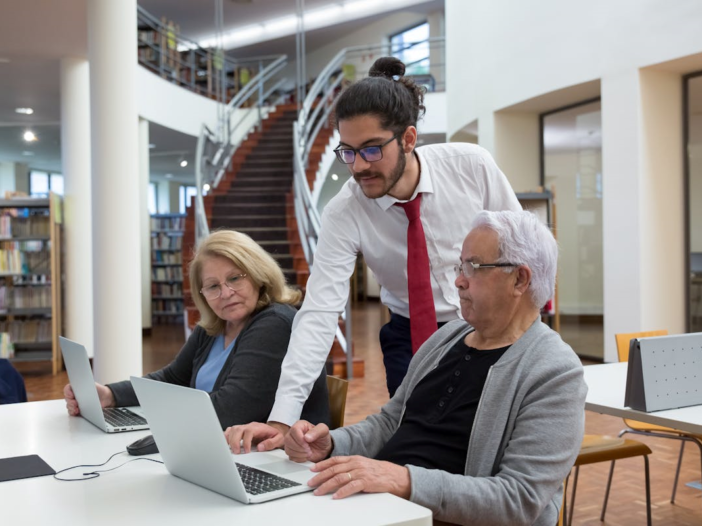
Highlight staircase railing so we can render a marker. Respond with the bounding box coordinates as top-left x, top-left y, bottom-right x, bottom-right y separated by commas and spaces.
194, 55, 288, 242
292, 37, 445, 378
